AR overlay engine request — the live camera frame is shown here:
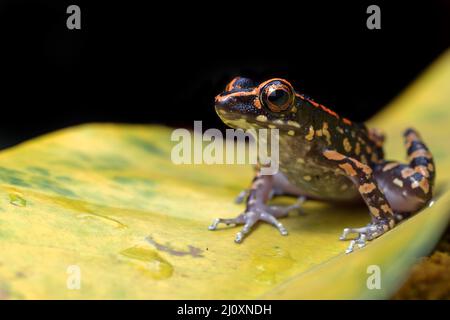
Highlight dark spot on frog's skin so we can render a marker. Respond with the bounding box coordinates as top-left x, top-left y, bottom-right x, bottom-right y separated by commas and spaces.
145, 236, 203, 258
27, 167, 50, 176
411, 172, 424, 182
128, 137, 166, 156
410, 157, 429, 167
